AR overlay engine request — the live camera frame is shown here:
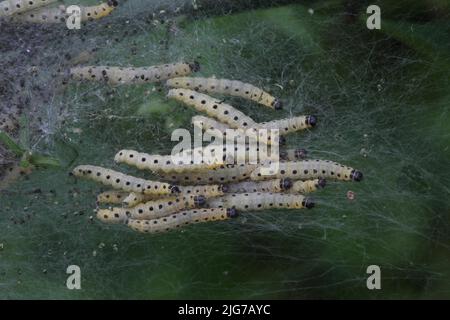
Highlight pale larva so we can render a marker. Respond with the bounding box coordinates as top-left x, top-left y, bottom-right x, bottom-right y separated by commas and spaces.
127, 207, 238, 234
72, 165, 178, 195
122, 192, 159, 208
250, 160, 363, 182
70, 62, 200, 85
289, 178, 326, 194
166, 77, 282, 110
114, 149, 221, 173
159, 164, 258, 185
96, 194, 206, 223
225, 178, 292, 194
167, 89, 258, 129
207, 192, 314, 211
256, 115, 317, 134
280, 148, 308, 161
0, 0, 58, 17
97, 190, 128, 204
191, 115, 231, 132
